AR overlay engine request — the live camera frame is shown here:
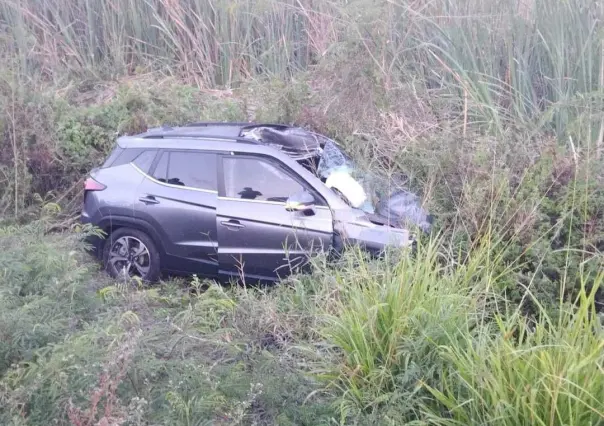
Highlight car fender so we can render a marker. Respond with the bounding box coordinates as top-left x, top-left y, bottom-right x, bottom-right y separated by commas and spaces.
96, 215, 167, 256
